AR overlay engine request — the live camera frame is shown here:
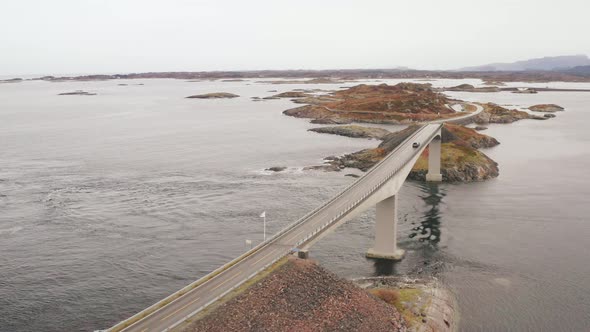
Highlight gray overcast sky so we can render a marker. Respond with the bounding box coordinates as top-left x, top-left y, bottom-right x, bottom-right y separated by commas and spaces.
2, 0, 589, 75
